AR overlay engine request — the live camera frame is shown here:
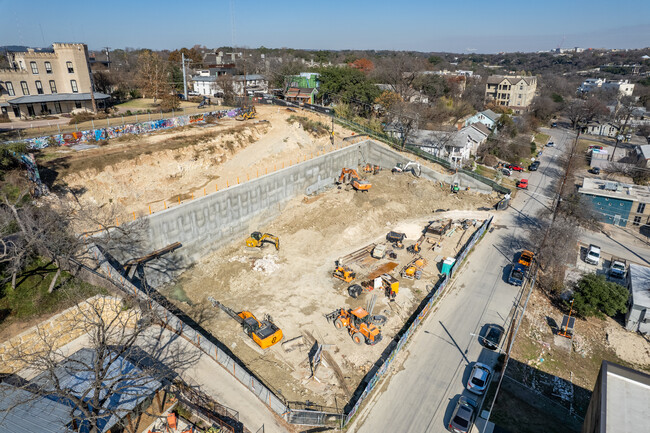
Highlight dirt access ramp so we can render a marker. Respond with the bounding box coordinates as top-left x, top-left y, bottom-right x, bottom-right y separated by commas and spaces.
161, 170, 498, 406
41, 105, 343, 224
